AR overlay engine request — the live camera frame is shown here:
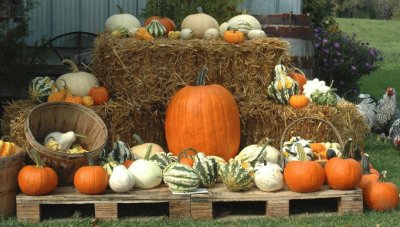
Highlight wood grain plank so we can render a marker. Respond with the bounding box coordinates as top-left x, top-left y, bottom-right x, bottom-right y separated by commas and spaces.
95, 203, 118, 220
16, 203, 40, 223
